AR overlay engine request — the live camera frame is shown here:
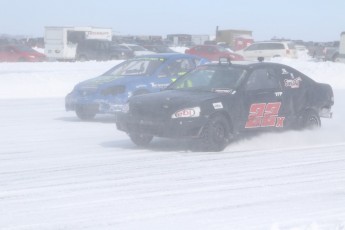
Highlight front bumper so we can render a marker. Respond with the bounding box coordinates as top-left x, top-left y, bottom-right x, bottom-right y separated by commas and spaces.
116, 113, 209, 138
65, 93, 126, 114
